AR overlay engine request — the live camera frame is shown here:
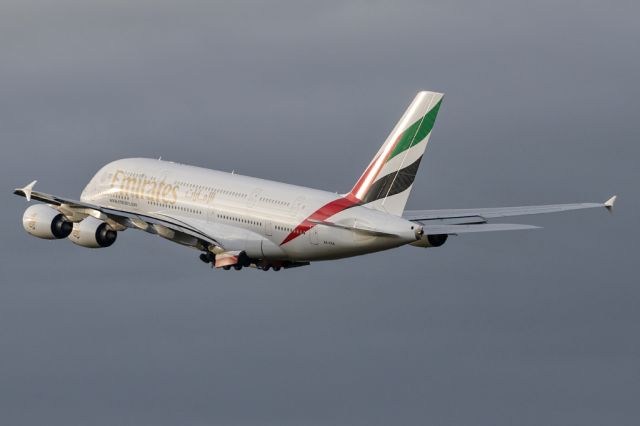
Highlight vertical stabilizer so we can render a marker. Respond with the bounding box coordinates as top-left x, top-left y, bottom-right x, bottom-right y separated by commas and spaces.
348, 91, 443, 216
